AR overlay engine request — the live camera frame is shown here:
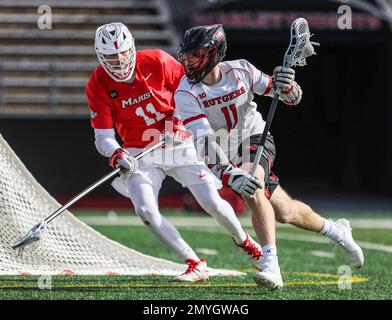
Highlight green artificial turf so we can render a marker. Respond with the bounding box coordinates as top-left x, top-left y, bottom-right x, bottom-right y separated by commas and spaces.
1, 211, 391, 300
